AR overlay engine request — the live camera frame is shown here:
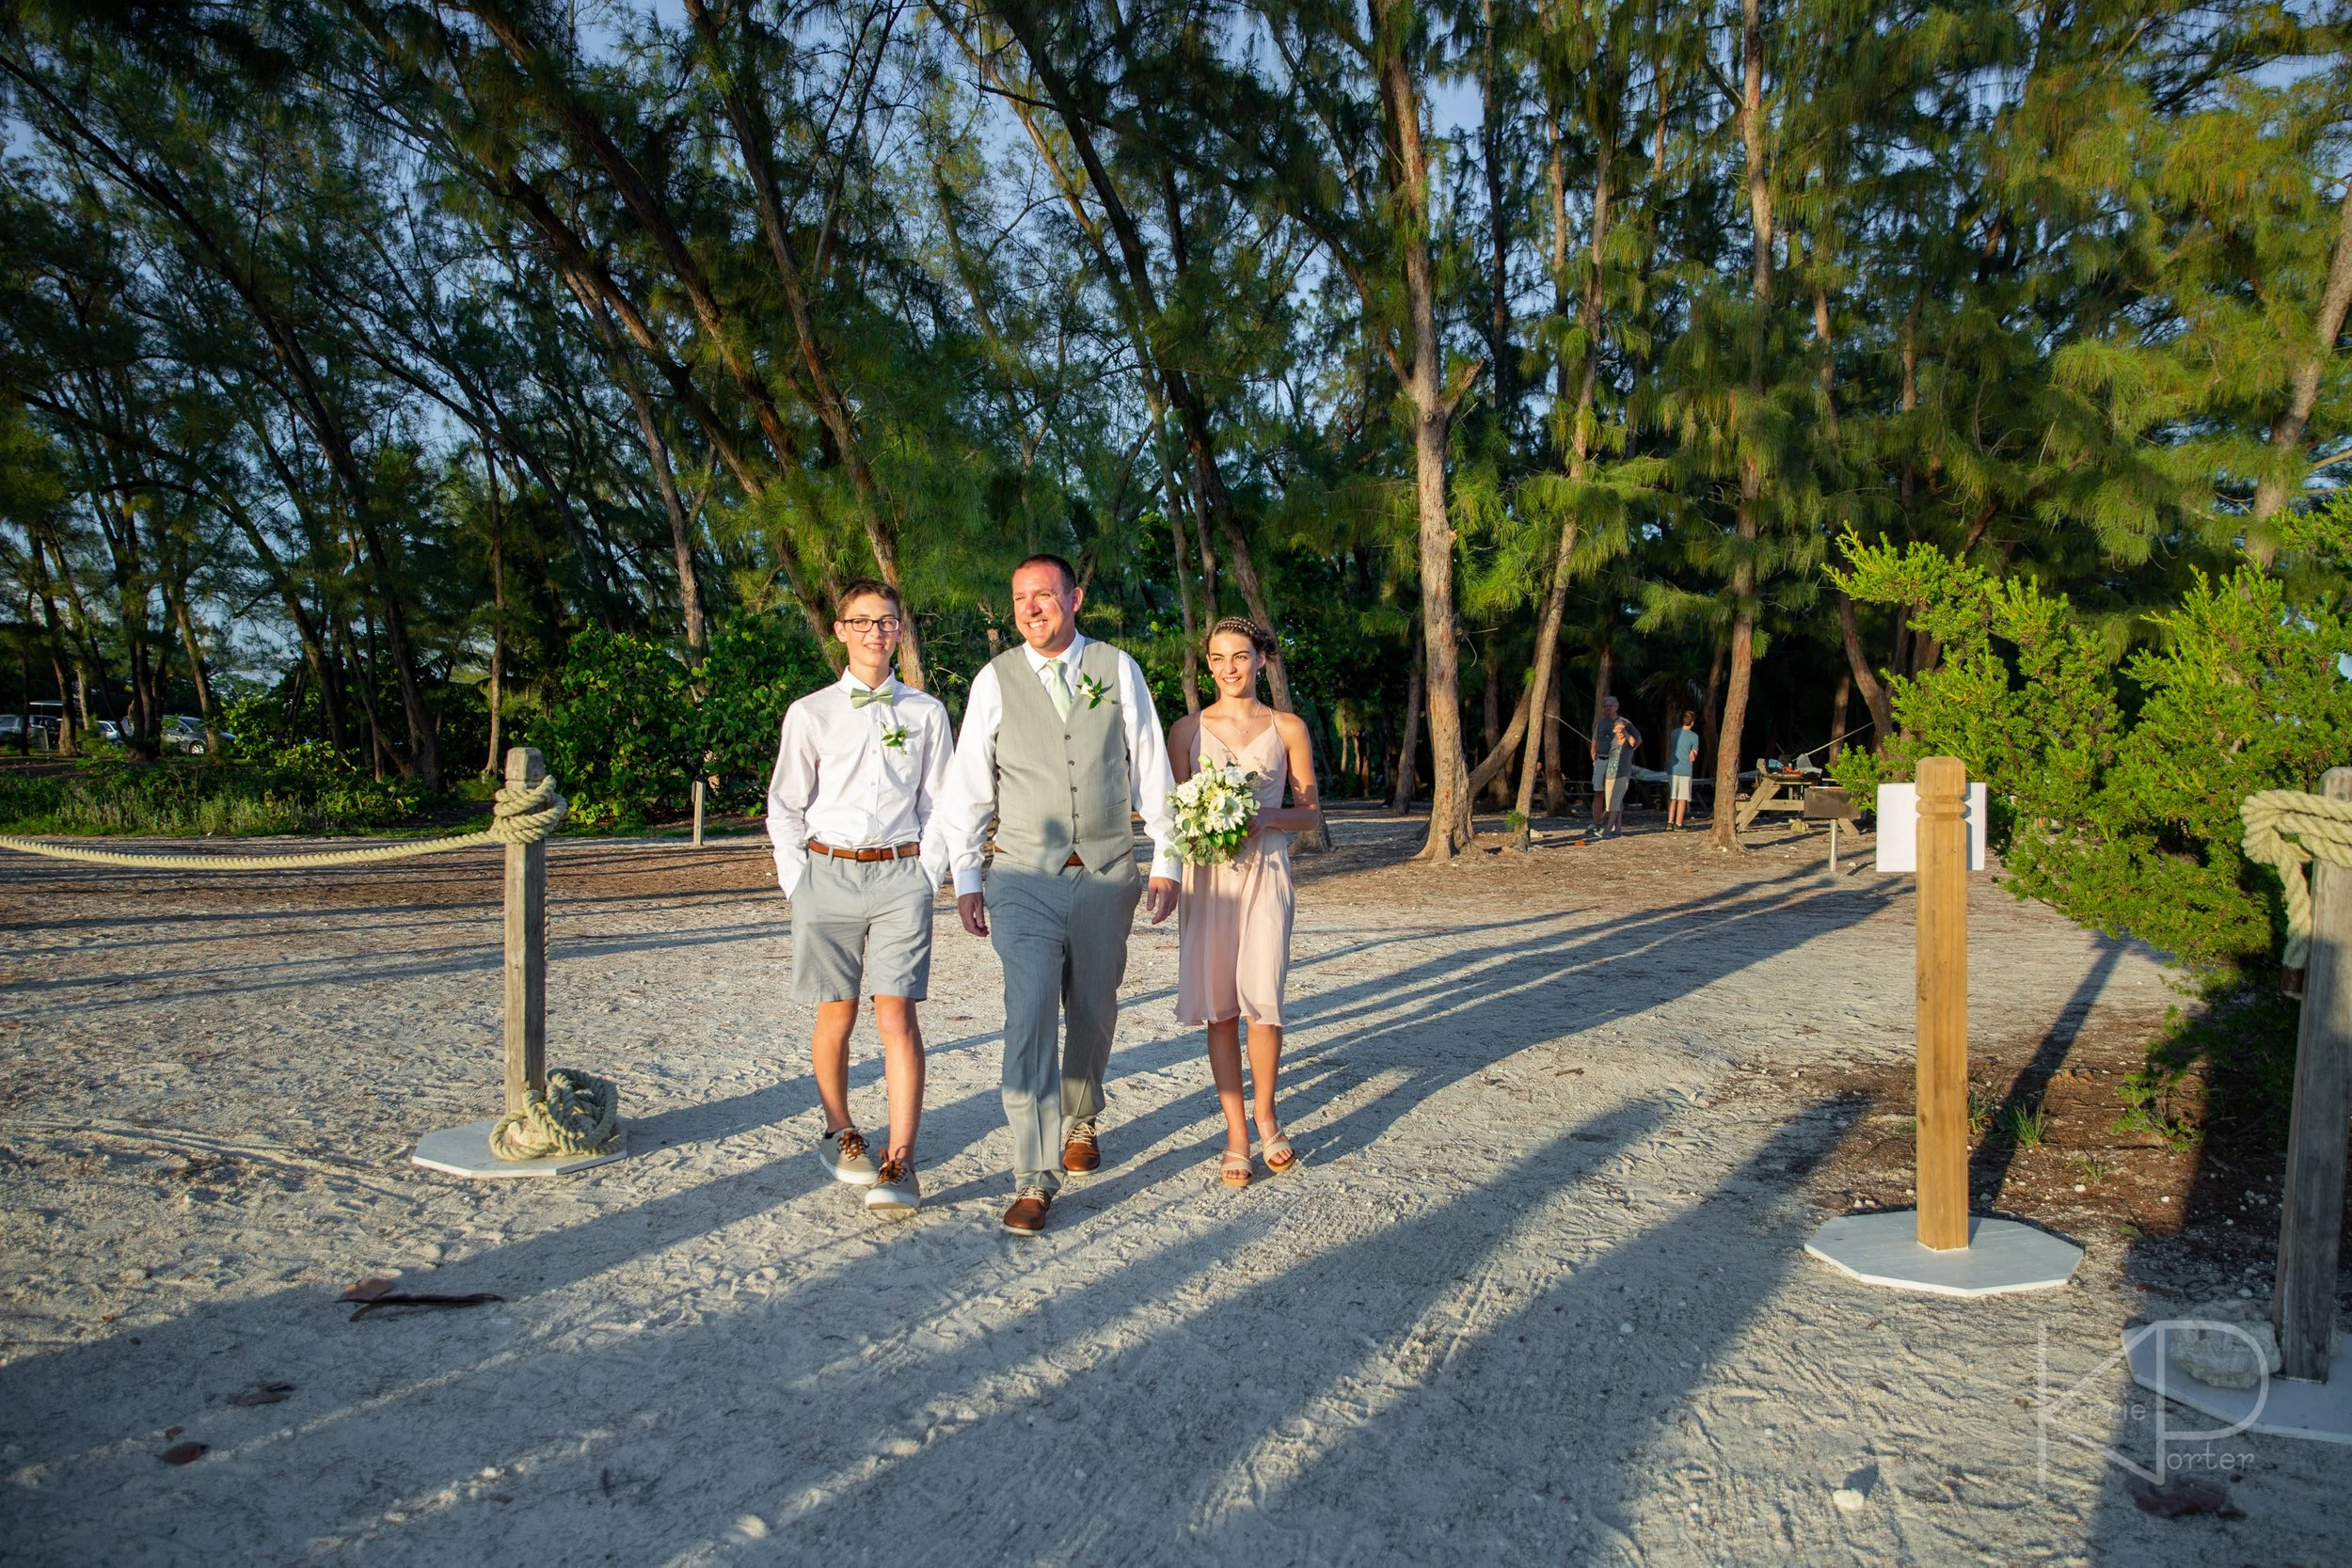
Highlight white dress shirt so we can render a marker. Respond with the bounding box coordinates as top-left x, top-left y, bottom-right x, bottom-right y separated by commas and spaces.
933, 632, 1179, 895
765, 670, 954, 900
